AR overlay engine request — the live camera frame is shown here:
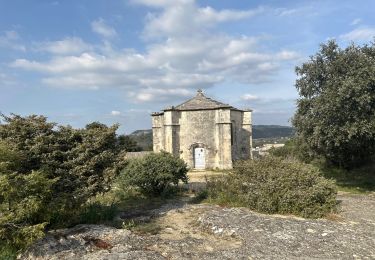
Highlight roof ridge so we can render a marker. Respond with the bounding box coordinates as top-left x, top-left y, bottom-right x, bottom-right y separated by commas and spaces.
173, 96, 196, 109
164, 89, 234, 111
